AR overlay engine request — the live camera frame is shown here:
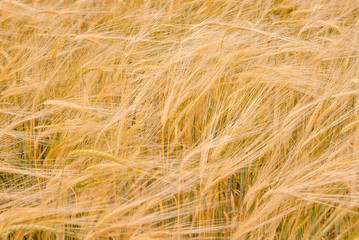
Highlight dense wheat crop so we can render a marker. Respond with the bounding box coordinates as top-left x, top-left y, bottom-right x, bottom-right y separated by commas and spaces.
1, 0, 359, 239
